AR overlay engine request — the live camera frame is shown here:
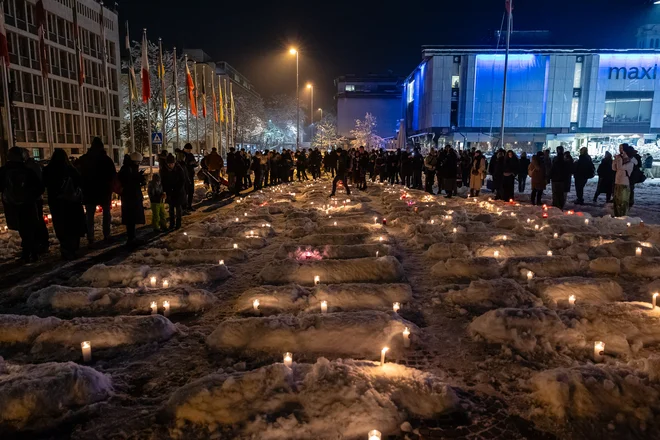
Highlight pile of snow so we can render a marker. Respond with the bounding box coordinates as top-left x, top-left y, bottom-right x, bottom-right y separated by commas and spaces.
0, 315, 62, 345
127, 248, 248, 265
473, 240, 551, 258
27, 285, 217, 314
589, 239, 660, 259
165, 235, 267, 250
425, 243, 470, 260
165, 358, 460, 439
315, 225, 372, 235
442, 279, 542, 312
275, 244, 392, 261
0, 360, 112, 431
622, 257, 660, 278
530, 277, 624, 306
589, 257, 621, 275
503, 256, 583, 278
32, 315, 177, 353
0, 230, 21, 261
207, 311, 417, 355
259, 256, 405, 285
431, 257, 501, 280
407, 232, 446, 249
298, 233, 370, 246
80, 263, 230, 287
